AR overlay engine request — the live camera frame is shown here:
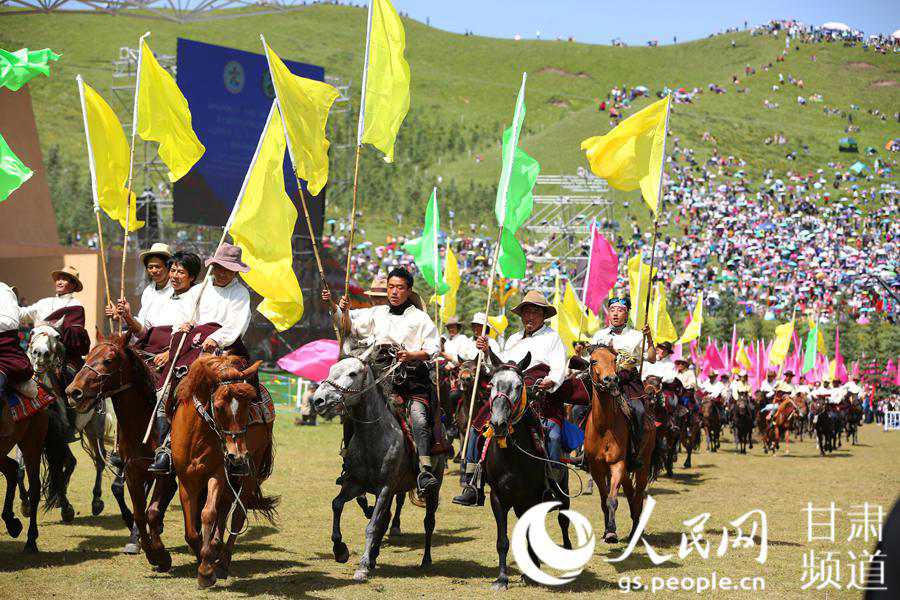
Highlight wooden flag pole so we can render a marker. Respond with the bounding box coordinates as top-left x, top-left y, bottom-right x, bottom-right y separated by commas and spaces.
119, 31, 151, 334
344, 145, 362, 300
